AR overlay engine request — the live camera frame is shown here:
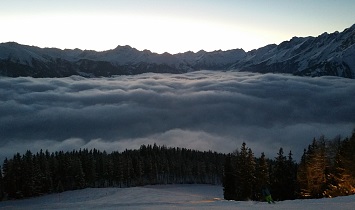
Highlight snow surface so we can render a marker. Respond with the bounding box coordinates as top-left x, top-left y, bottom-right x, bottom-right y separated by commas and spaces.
1, 185, 354, 210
